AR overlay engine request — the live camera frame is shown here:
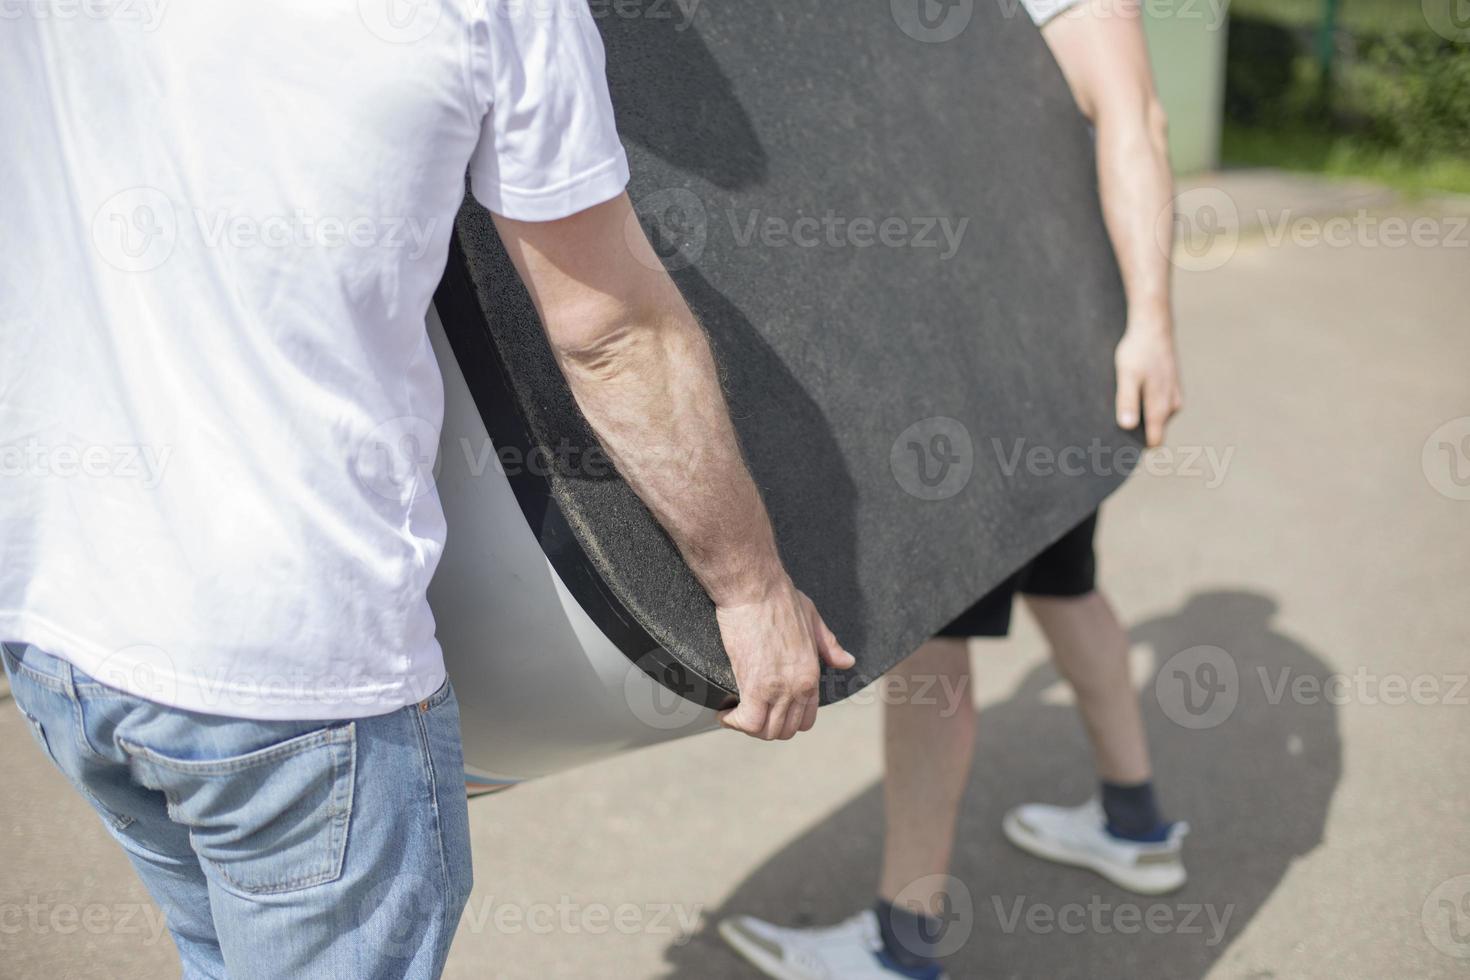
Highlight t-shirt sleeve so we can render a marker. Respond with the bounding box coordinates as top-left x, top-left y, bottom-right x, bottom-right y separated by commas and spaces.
1020, 0, 1086, 26
467, 1, 630, 221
